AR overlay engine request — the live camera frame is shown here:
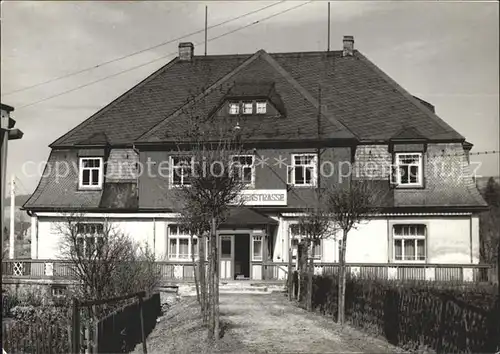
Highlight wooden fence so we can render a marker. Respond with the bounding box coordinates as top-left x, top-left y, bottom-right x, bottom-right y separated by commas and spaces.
293, 272, 500, 353
1, 319, 71, 354
2, 259, 495, 283
73, 292, 161, 354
